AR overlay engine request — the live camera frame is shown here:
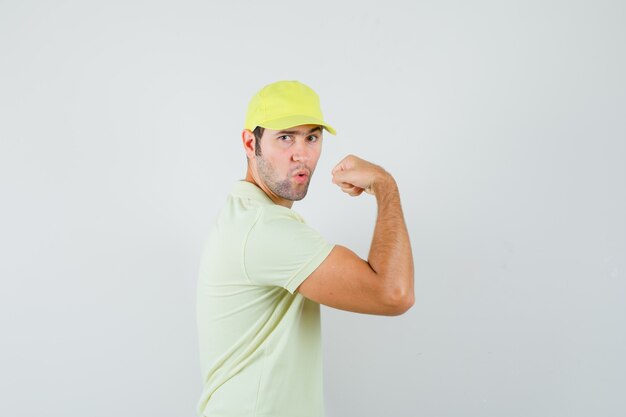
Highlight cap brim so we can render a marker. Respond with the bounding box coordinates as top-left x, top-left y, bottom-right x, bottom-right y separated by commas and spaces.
258, 114, 336, 135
